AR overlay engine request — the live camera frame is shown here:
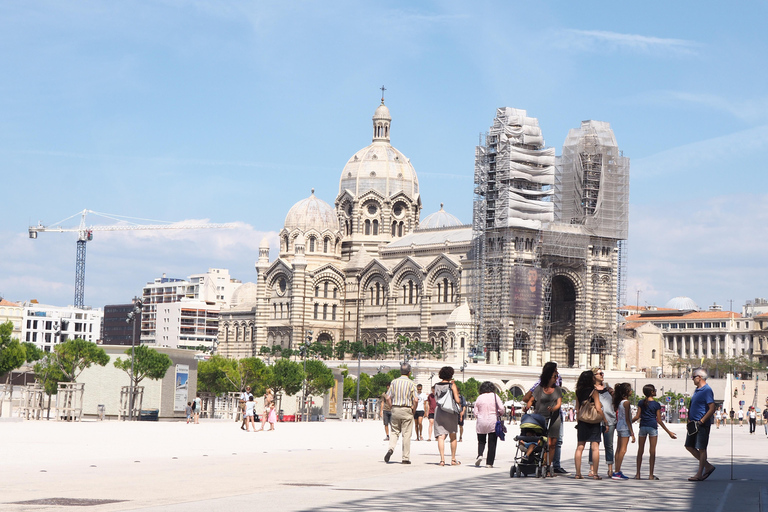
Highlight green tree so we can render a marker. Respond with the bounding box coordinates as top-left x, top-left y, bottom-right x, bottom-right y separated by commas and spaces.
269, 358, 304, 396
113, 345, 173, 388
304, 359, 335, 397
370, 372, 392, 398
0, 321, 28, 378
348, 341, 364, 357
334, 340, 350, 360
54, 338, 109, 382
280, 347, 295, 359
461, 377, 481, 402
33, 354, 68, 396
198, 356, 271, 395
343, 375, 356, 398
